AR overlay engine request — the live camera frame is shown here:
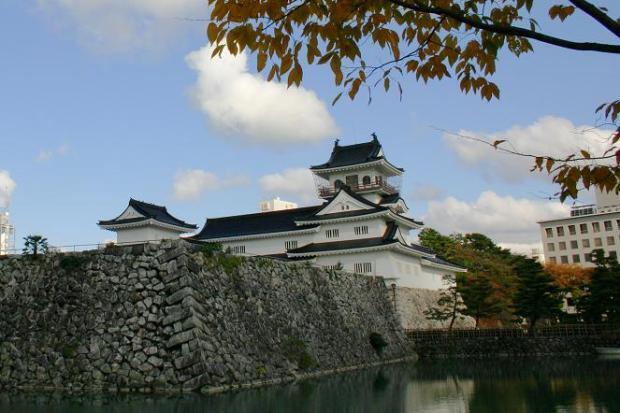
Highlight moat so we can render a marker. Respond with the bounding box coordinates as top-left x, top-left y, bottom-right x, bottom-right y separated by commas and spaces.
2, 357, 619, 413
